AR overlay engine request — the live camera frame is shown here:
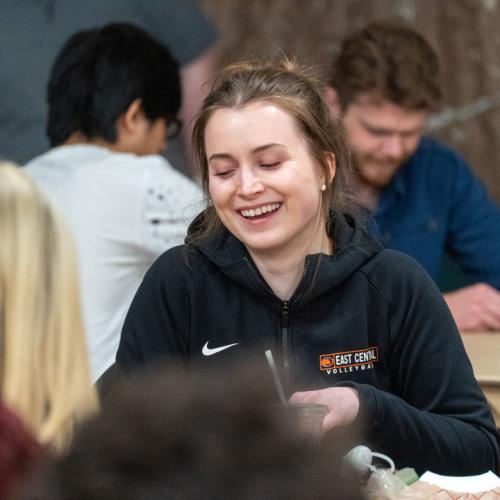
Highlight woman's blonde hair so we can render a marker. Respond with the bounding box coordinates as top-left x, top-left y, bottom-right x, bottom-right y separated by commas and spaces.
0, 162, 96, 450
